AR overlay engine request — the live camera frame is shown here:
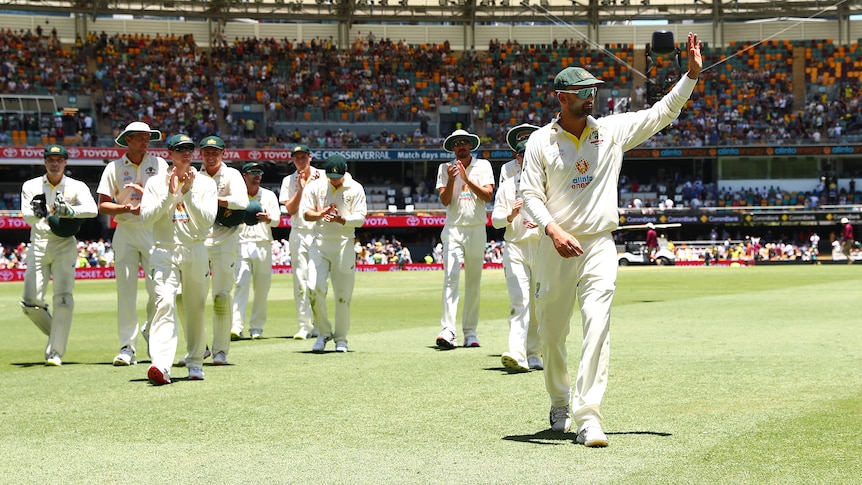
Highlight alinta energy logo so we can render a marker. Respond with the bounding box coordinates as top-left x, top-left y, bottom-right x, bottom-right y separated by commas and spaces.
571, 158, 593, 189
